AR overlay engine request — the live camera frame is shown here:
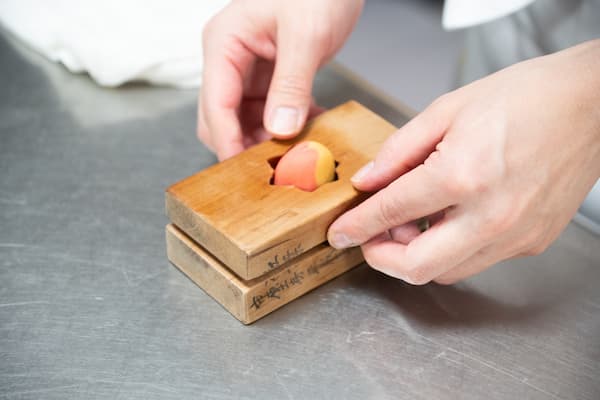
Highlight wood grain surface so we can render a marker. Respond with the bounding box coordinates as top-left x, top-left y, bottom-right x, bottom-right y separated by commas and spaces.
166, 101, 396, 280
